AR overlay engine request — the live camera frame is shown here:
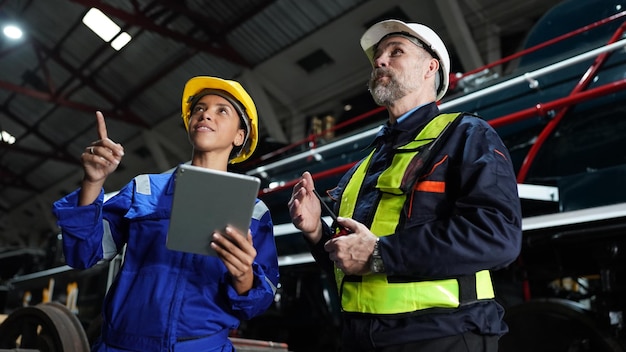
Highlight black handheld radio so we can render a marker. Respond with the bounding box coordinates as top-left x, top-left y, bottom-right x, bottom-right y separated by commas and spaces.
312, 188, 351, 237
